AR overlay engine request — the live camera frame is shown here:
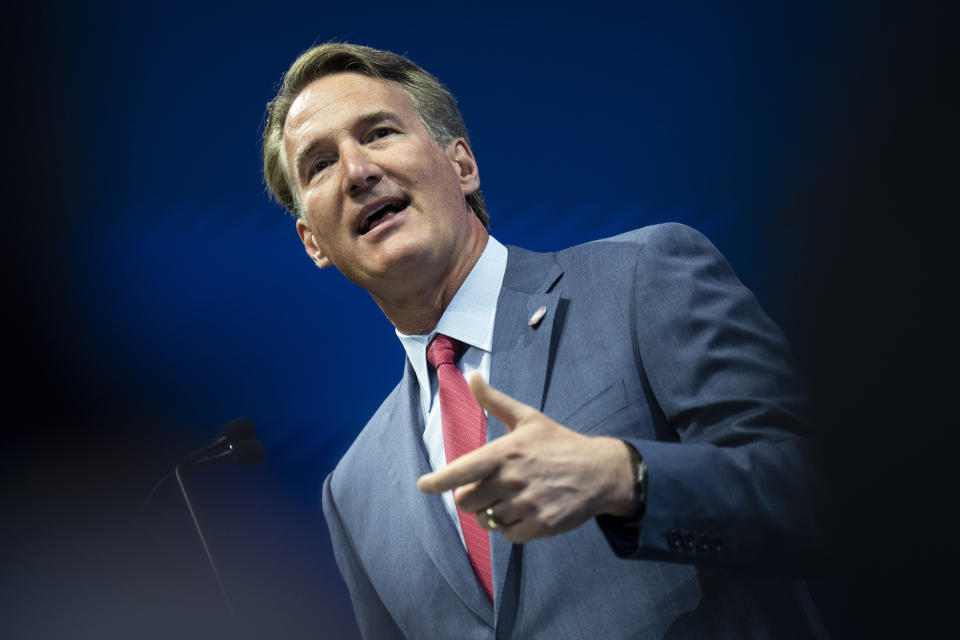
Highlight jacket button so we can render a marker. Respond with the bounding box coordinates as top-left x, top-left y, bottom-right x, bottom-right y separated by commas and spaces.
711, 535, 722, 552
682, 530, 696, 549
697, 535, 711, 552
668, 529, 682, 549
